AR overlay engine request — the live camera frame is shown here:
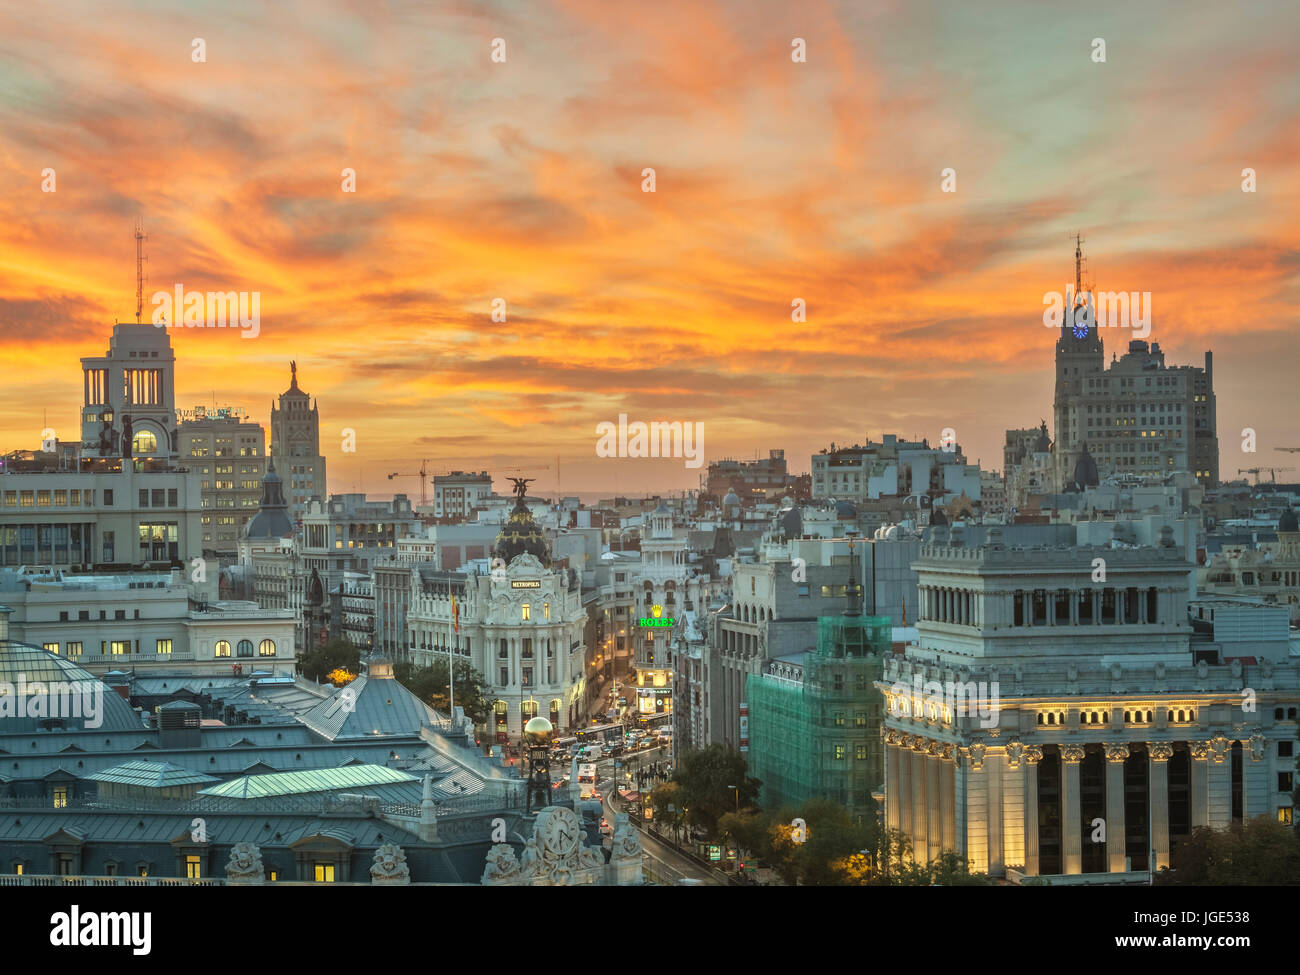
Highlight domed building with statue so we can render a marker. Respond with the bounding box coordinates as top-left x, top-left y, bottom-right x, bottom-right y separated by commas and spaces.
405, 478, 588, 741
